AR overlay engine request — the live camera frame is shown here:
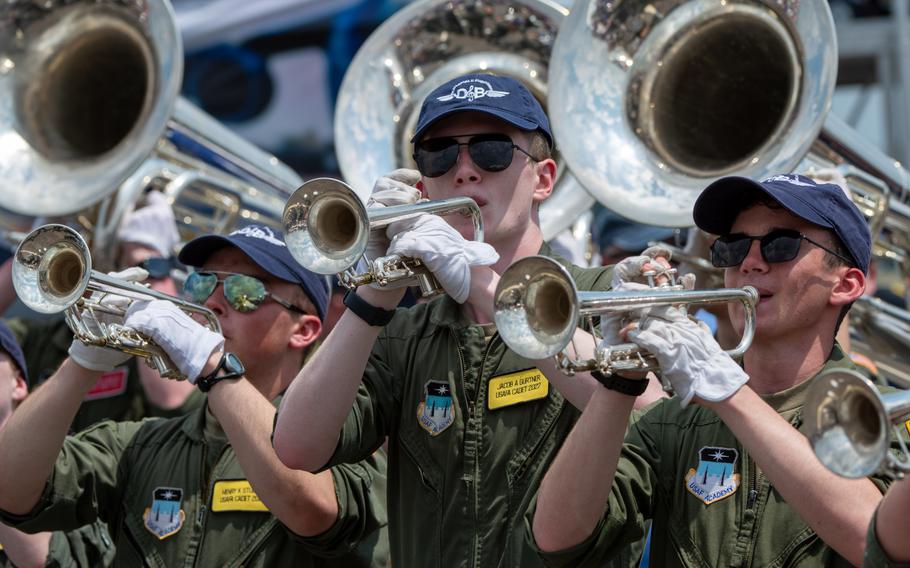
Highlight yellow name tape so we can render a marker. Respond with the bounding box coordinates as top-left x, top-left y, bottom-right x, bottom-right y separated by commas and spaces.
488, 368, 548, 410
212, 480, 269, 513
